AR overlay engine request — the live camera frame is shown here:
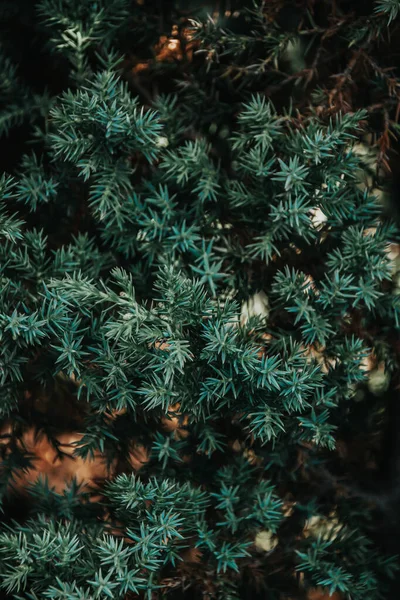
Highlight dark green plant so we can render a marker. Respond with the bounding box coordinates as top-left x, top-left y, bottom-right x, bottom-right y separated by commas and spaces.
0, 1, 399, 599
